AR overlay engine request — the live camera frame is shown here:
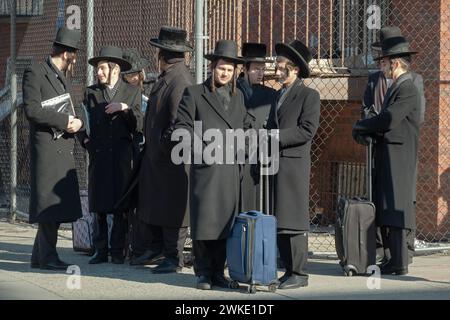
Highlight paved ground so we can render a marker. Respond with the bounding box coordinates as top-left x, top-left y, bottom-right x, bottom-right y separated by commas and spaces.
0, 218, 449, 300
